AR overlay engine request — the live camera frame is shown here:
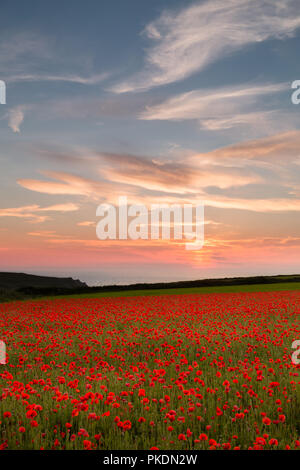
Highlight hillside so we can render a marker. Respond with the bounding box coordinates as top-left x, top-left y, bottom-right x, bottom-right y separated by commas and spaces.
0, 272, 87, 291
